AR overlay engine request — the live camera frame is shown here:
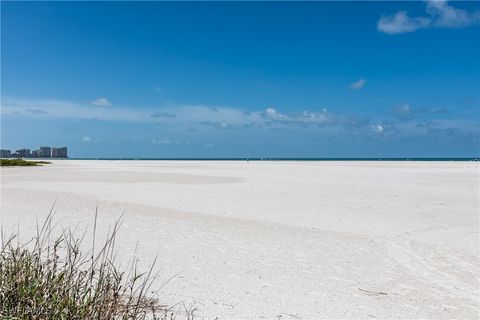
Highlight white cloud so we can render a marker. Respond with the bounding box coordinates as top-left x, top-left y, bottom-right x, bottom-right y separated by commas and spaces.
377, 0, 480, 34
264, 107, 277, 118
263, 107, 289, 121
371, 124, 385, 133
151, 139, 171, 145
2, 97, 149, 122
349, 78, 366, 90
25, 108, 49, 115
378, 11, 431, 34
81, 136, 91, 142
395, 119, 480, 141
262, 107, 333, 126
91, 97, 111, 106
426, 0, 480, 28
150, 111, 176, 118
392, 103, 414, 120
